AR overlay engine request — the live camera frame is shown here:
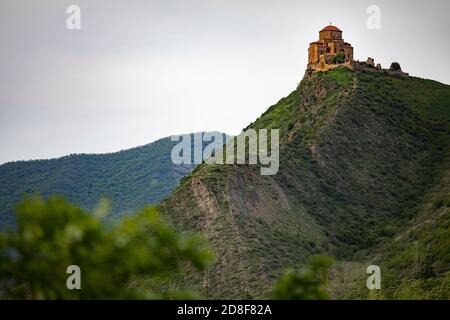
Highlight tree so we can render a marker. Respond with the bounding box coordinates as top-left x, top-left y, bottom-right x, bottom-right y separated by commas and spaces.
0, 197, 213, 299
272, 255, 334, 300
390, 62, 401, 71
331, 52, 346, 64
